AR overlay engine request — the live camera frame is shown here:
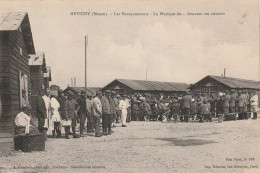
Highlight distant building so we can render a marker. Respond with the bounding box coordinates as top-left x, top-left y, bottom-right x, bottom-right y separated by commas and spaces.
101, 79, 189, 96
63, 87, 101, 97
0, 12, 35, 152
189, 75, 260, 96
